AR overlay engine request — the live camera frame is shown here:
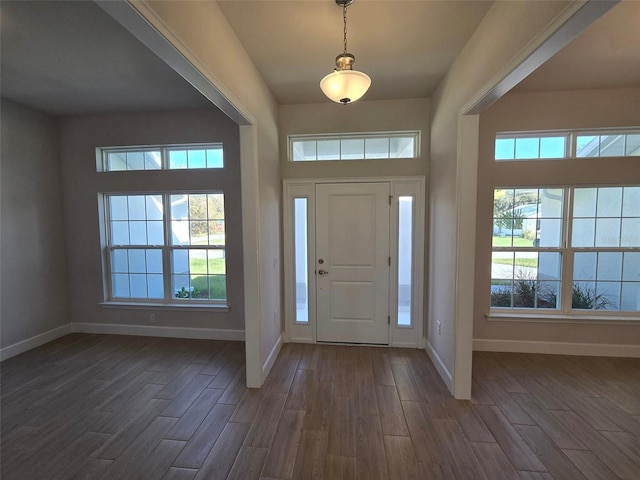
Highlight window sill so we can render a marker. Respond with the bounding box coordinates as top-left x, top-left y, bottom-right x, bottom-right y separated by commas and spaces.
99, 302, 229, 312
486, 311, 640, 326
